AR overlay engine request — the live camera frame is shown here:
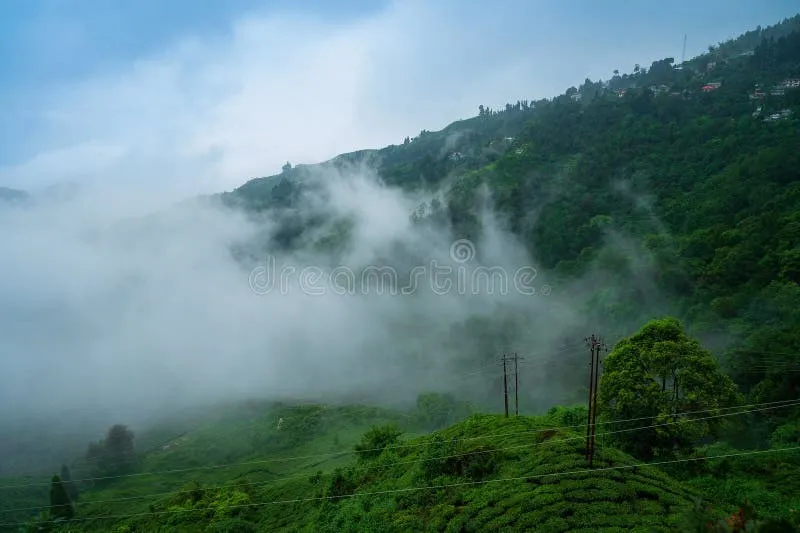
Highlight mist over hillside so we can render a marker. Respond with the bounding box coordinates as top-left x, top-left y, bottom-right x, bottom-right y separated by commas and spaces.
0, 151, 680, 473
1, 5, 799, 530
